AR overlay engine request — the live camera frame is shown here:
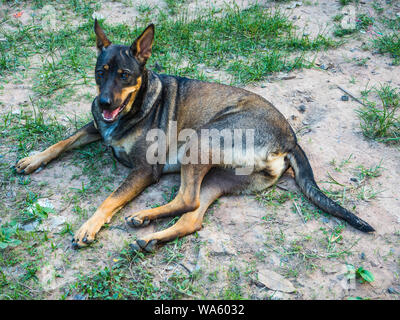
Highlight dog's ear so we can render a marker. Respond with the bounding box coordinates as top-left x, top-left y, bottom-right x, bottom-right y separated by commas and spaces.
94, 19, 111, 51
131, 24, 154, 64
